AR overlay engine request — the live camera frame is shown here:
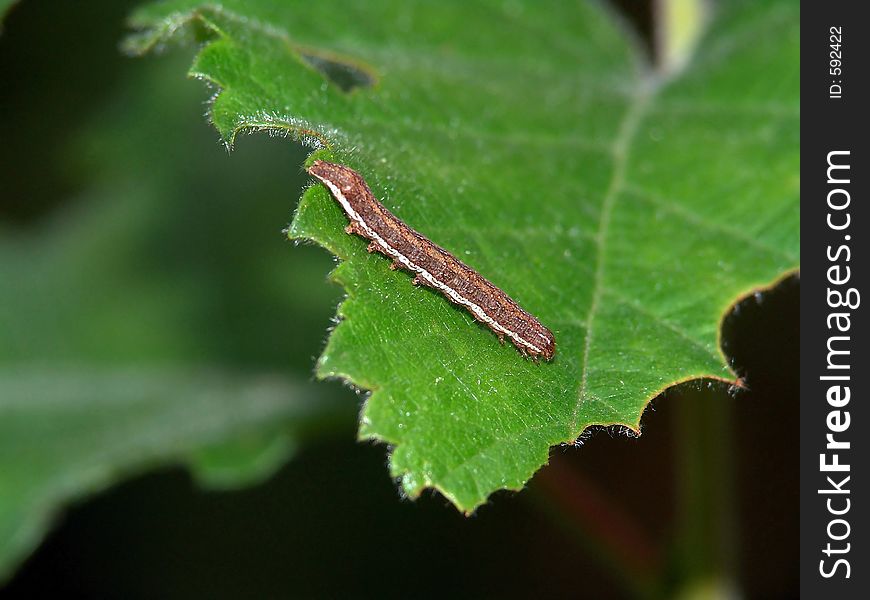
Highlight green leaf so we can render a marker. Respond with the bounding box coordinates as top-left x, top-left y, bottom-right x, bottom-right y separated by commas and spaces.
127, 0, 799, 511
186, 429, 299, 490
0, 367, 345, 579
0, 51, 353, 578
0, 0, 18, 26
